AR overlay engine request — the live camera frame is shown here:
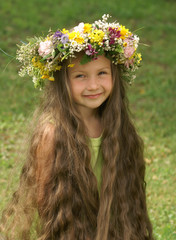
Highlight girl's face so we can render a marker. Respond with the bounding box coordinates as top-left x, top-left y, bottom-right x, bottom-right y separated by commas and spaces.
68, 55, 113, 116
